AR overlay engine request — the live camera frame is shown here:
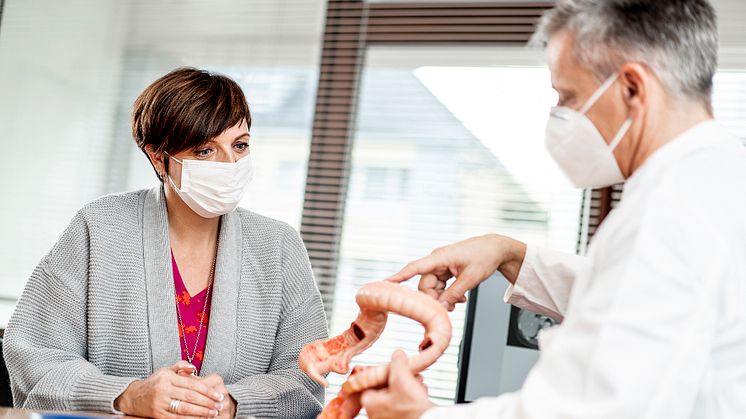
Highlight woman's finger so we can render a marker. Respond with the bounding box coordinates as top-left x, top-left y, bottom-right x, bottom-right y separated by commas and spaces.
169, 360, 197, 374
165, 397, 218, 418
171, 386, 224, 411
172, 374, 224, 402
